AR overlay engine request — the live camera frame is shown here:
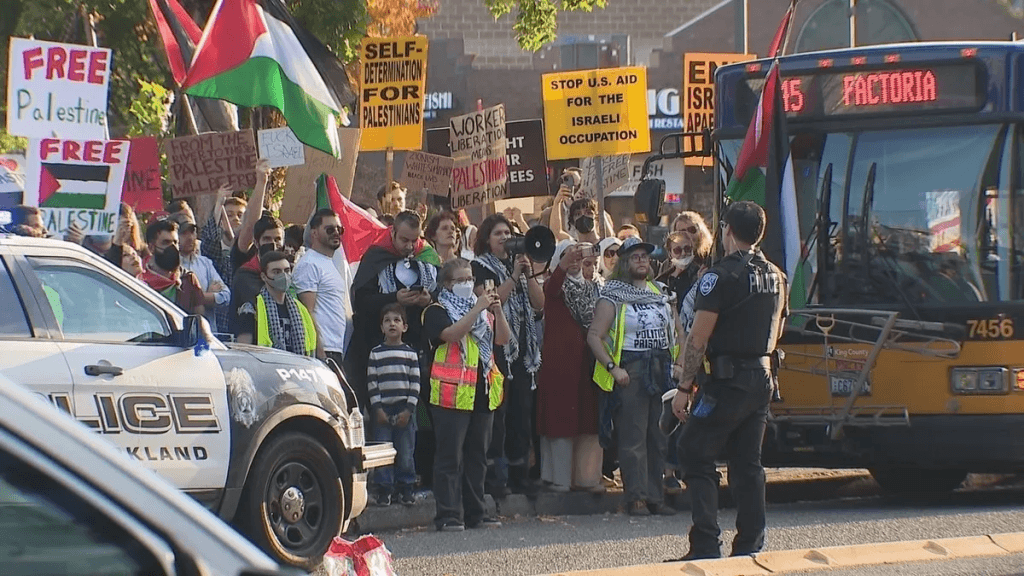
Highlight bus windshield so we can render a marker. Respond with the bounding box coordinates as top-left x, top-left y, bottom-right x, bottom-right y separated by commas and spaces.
720, 124, 1024, 306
